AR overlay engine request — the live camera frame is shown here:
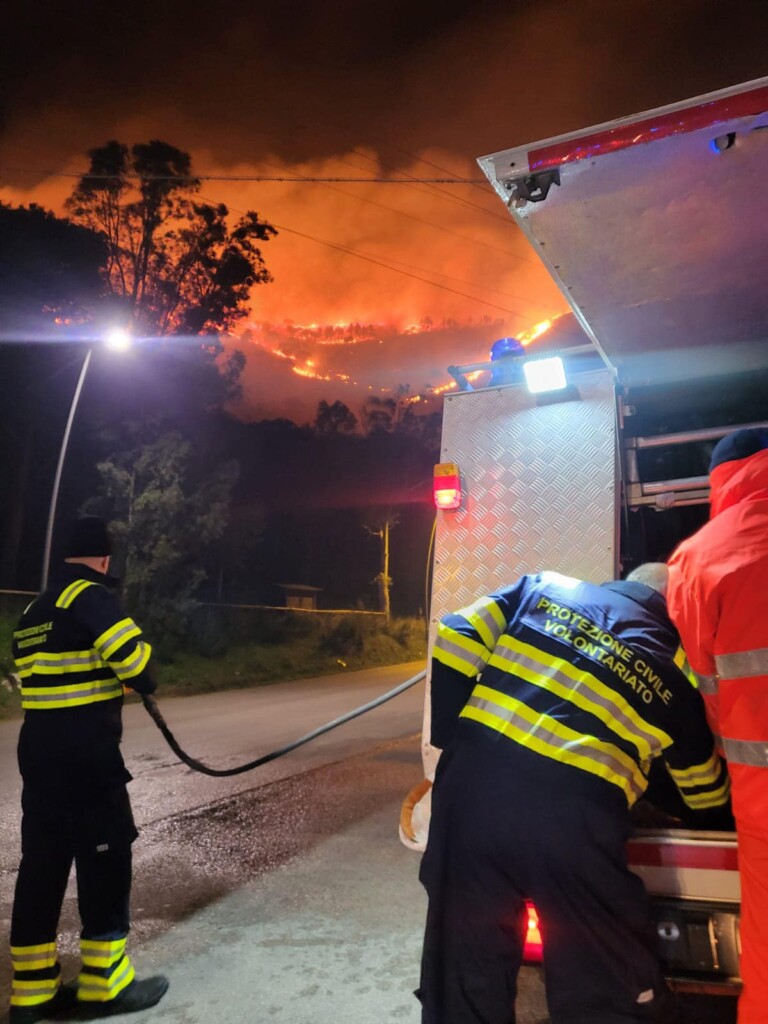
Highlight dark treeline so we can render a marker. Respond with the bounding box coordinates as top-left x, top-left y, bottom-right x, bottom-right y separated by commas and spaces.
0, 354, 440, 619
